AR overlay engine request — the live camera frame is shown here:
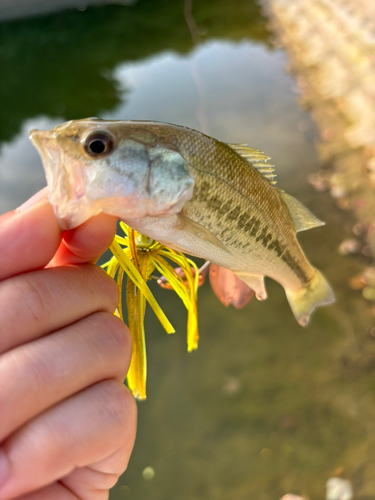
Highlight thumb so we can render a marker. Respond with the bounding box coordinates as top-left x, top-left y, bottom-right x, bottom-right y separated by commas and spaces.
0, 189, 61, 281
